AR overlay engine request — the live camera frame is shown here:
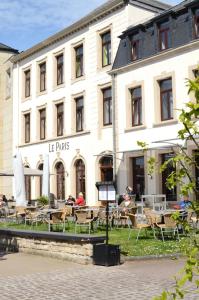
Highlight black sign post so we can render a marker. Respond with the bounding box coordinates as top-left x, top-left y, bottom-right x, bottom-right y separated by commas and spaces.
94, 181, 120, 266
